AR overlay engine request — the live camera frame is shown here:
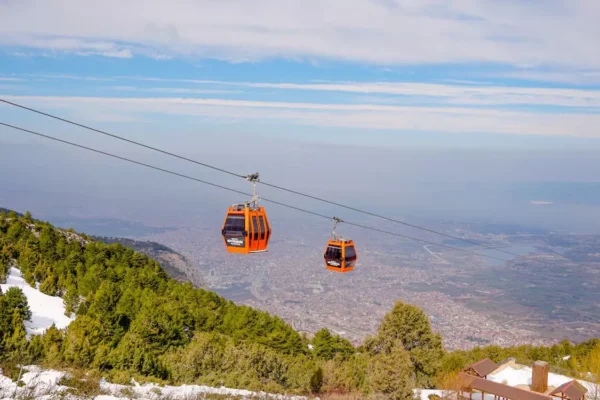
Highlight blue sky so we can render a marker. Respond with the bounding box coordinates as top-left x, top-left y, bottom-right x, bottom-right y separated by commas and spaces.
0, 0, 600, 149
